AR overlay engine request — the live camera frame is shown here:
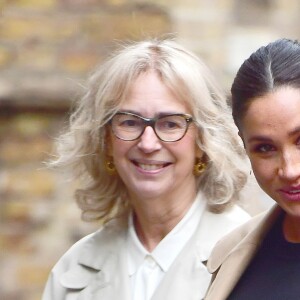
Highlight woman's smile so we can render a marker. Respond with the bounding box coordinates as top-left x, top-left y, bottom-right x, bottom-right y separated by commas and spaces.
132, 159, 171, 172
